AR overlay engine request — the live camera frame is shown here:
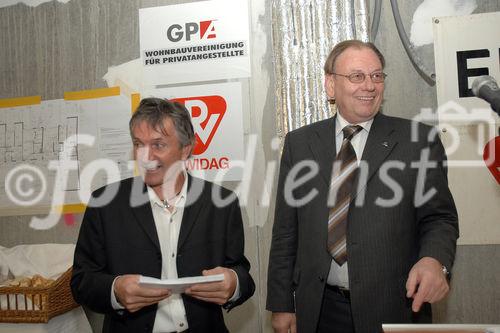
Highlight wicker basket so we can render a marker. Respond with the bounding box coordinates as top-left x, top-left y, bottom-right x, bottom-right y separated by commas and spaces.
0, 267, 78, 323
